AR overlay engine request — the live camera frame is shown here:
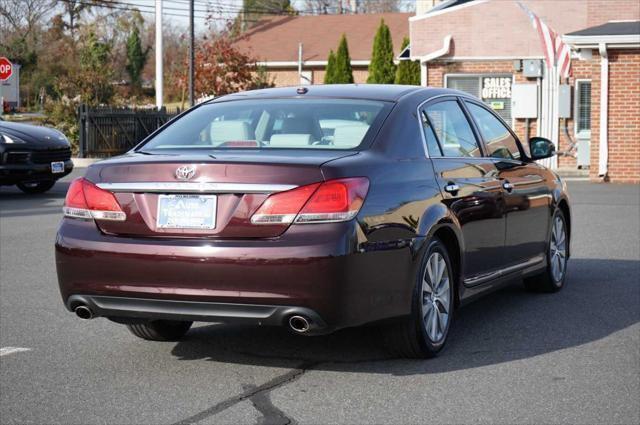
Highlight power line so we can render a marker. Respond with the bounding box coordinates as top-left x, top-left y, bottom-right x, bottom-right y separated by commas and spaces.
91, 0, 291, 21
115, 0, 314, 21
115, 0, 213, 14
163, 1, 313, 16
57, 0, 220, 20
152, 0, 363, 16
57, 0, 411, 24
